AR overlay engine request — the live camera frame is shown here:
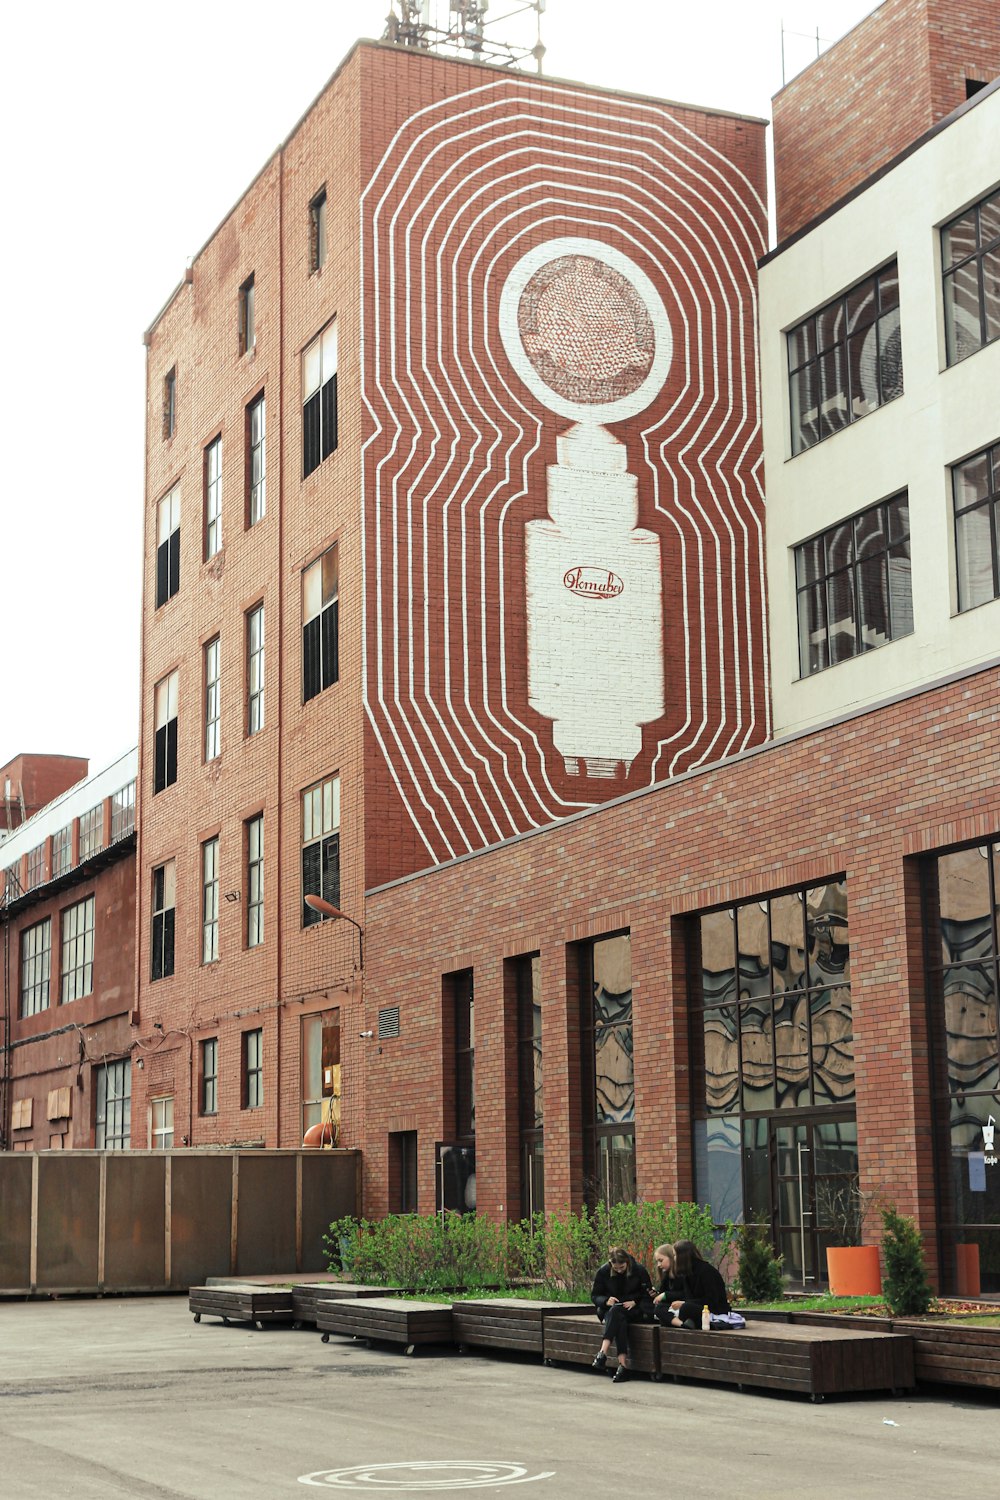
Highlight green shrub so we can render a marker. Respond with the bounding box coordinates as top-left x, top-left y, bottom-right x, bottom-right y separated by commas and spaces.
880, 1207, 932, 1316
735, 1218, 784, 1302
